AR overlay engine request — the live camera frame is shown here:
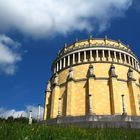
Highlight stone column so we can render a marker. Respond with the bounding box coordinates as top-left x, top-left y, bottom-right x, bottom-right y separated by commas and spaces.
60, 60, 62, 70
90, 50, 93, 61
87, 64, 95, 115
114, 51, 117, 62
37, 104, 41, 122
58, 98, 62, 117
29, 111, 32, 125
78, 52, 81, 63
108, 50, 112, 61
121, 95, 127, 115
128, 56, 131, 66
137, 62, 139, 70
136, 62, 139, 70
89, 94, 93, 115
73, 53, 75, 64
124, 54, 127, 64
83, 51, 87, 62
134, 60, 137, 70
43, 95, 47, 121
96, 50, 100, 61
119, 52, 122, 63
102, 50, 105, 61
138, 64, 140, 72
132, 58, 134, 68
56, 62, 59, 71
63, 57, 66, 68
68, 55, 70, 66
54, 66, 56, 74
